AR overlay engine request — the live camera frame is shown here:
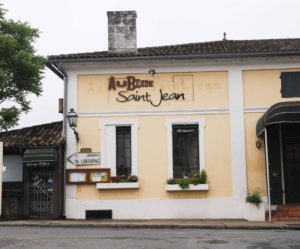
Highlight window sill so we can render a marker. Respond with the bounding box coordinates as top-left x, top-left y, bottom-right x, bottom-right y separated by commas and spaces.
166, 184, 209, 191
96, 182, 139, 190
